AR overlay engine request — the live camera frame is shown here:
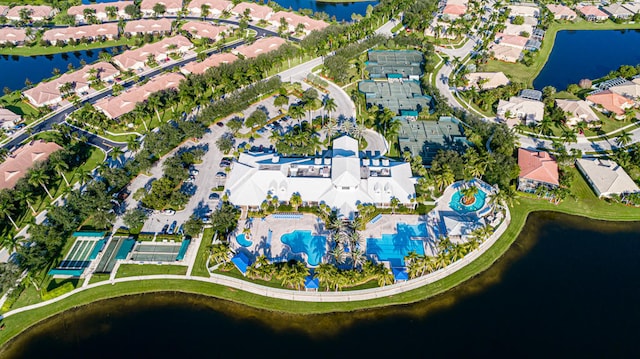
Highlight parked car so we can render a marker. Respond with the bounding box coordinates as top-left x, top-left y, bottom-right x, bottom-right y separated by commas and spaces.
167, 221, 178, 235
215, 172, 227, 179
209, 192, 220, 200
219, 159, 231, 168
162, 209, 176, 216
216, 122, 224, 127
161, 224, 169, 234
190, 169, 199, 176
177, 224, 184, 235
